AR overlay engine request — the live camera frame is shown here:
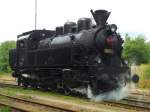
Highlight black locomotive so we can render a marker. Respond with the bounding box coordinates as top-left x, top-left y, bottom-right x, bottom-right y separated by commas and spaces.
9, 9, 139, 96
